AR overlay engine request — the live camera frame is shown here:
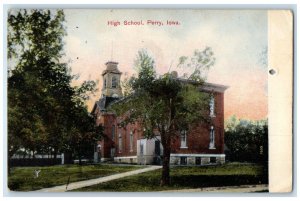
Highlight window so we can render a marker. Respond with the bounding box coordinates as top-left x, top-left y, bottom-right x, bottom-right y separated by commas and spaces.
209, 126, 215, 149
180, 157, 187, 165
104, 78, 107, 88
118, 132, 122, 153
210, 157, 216, 163
129, 131, 133, 152
112, 76, 117, 88
112, 125, 115, 140
110, 148, 115, 157
180, 130, 187, 148
195, 157, 201, 165
209, 96, 215, 117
